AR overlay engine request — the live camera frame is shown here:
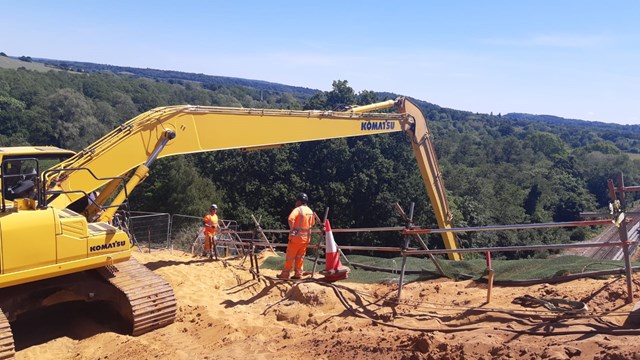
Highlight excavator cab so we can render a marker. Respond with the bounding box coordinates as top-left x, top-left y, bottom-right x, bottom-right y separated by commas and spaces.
2, 158, 39, 201
0, 147, 75, 206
